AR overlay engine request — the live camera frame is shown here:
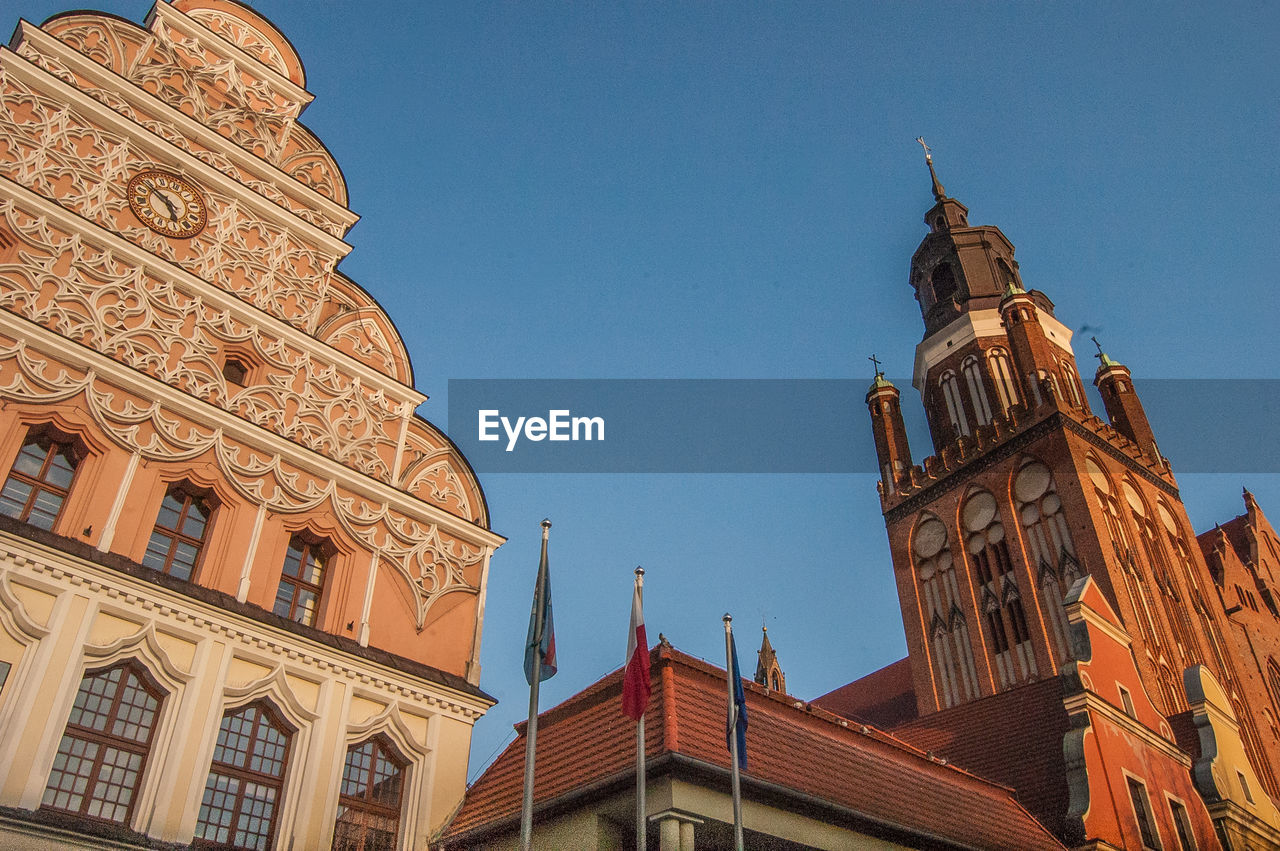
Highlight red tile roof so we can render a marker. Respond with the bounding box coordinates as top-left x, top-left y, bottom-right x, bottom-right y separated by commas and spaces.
440, 644, 1064, 849
889, 678, 1072, 839
811, 656, 919, 728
